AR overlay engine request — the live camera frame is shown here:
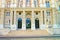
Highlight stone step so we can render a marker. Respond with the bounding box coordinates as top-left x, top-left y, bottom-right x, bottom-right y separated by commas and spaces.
6, 30, 51, 36
0, 28, 10, 36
